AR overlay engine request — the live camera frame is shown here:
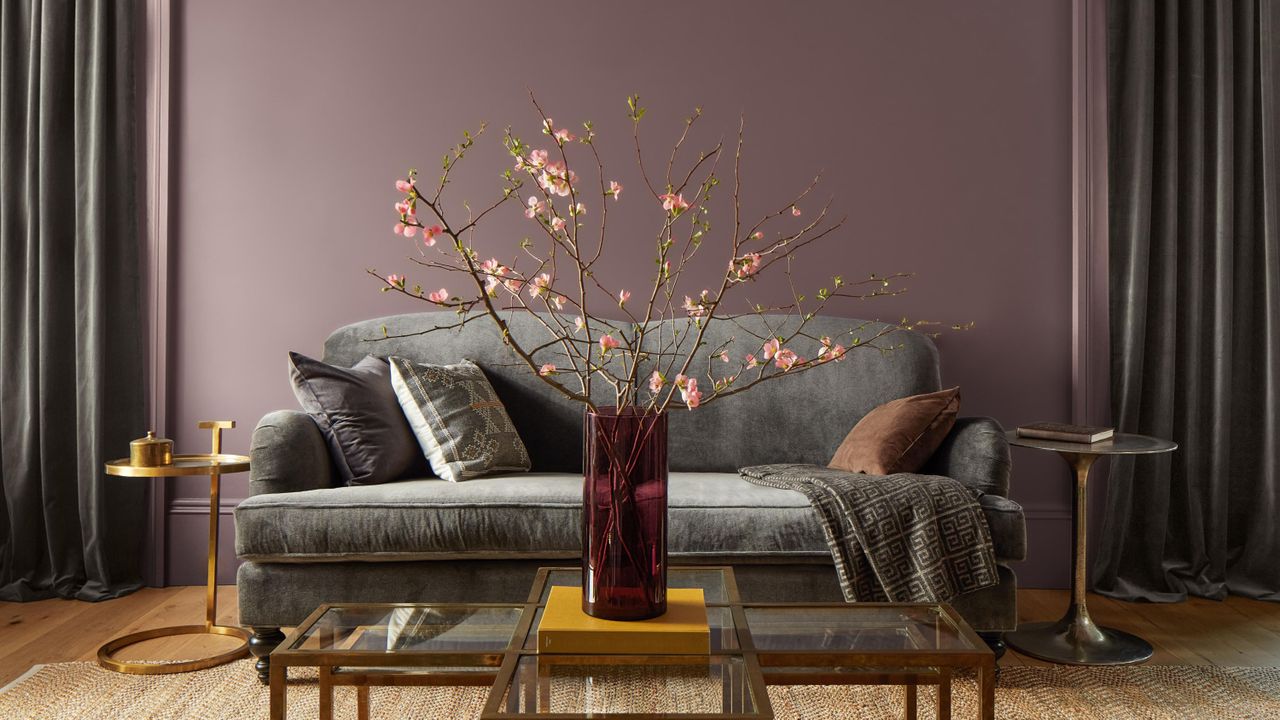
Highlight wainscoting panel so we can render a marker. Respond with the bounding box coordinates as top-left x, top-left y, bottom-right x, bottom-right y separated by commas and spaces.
164, 497, 243, 586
